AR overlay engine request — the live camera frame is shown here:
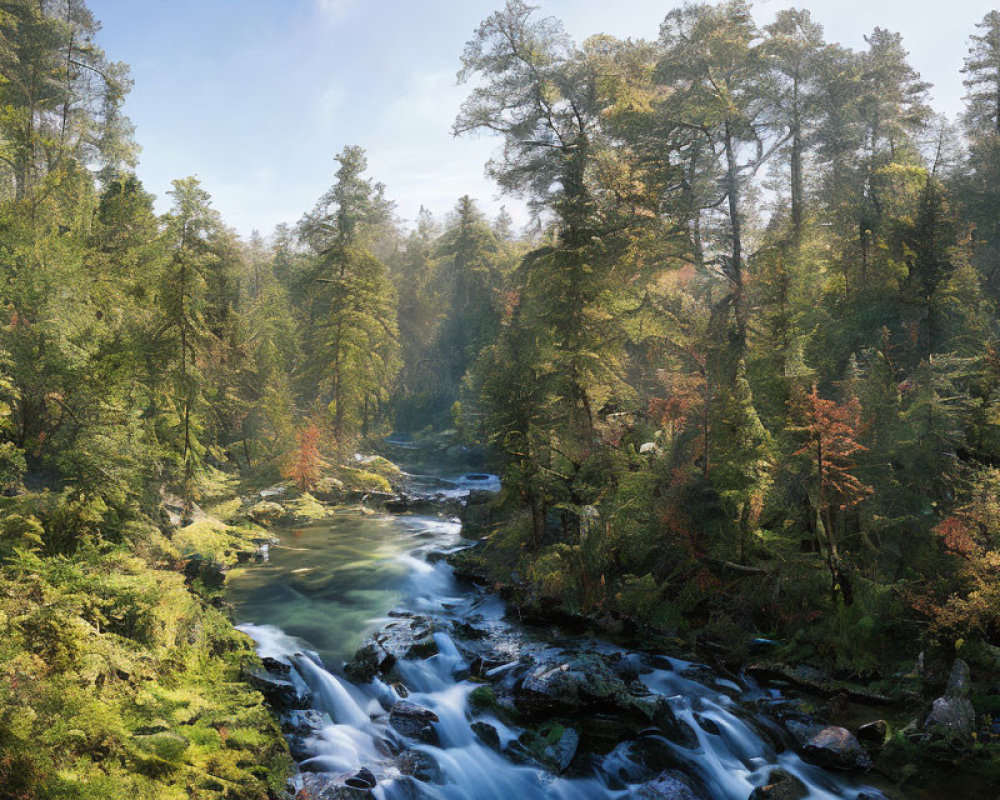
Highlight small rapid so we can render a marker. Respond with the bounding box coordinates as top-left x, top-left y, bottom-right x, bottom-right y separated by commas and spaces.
231, 470, 882, 800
